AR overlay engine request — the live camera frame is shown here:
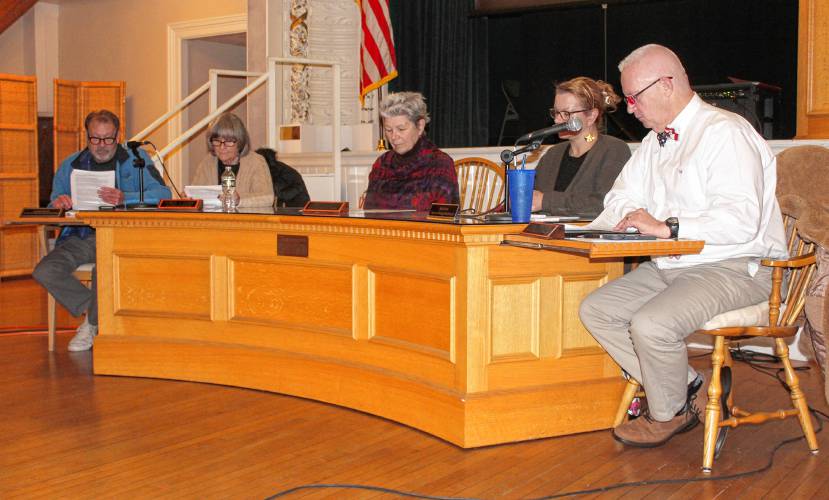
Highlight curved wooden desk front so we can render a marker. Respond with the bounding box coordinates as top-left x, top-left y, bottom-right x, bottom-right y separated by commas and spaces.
86, 211, 636, 447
